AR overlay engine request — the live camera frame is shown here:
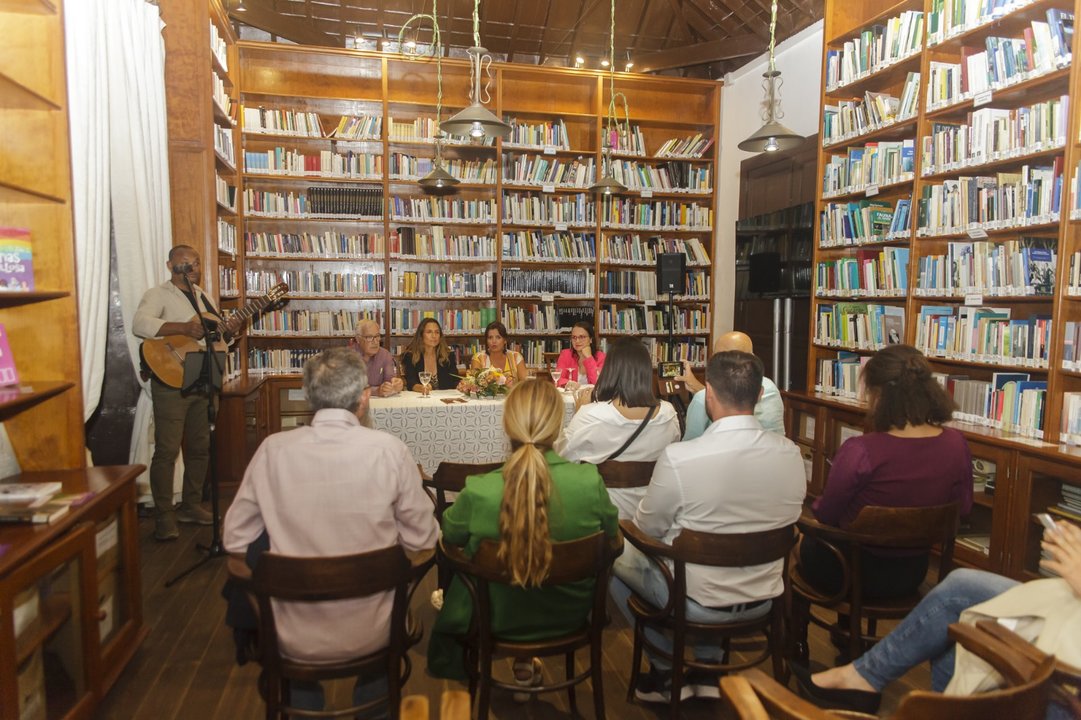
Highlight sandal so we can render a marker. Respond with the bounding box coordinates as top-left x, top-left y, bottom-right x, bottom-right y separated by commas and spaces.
512, 657, 542, 703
